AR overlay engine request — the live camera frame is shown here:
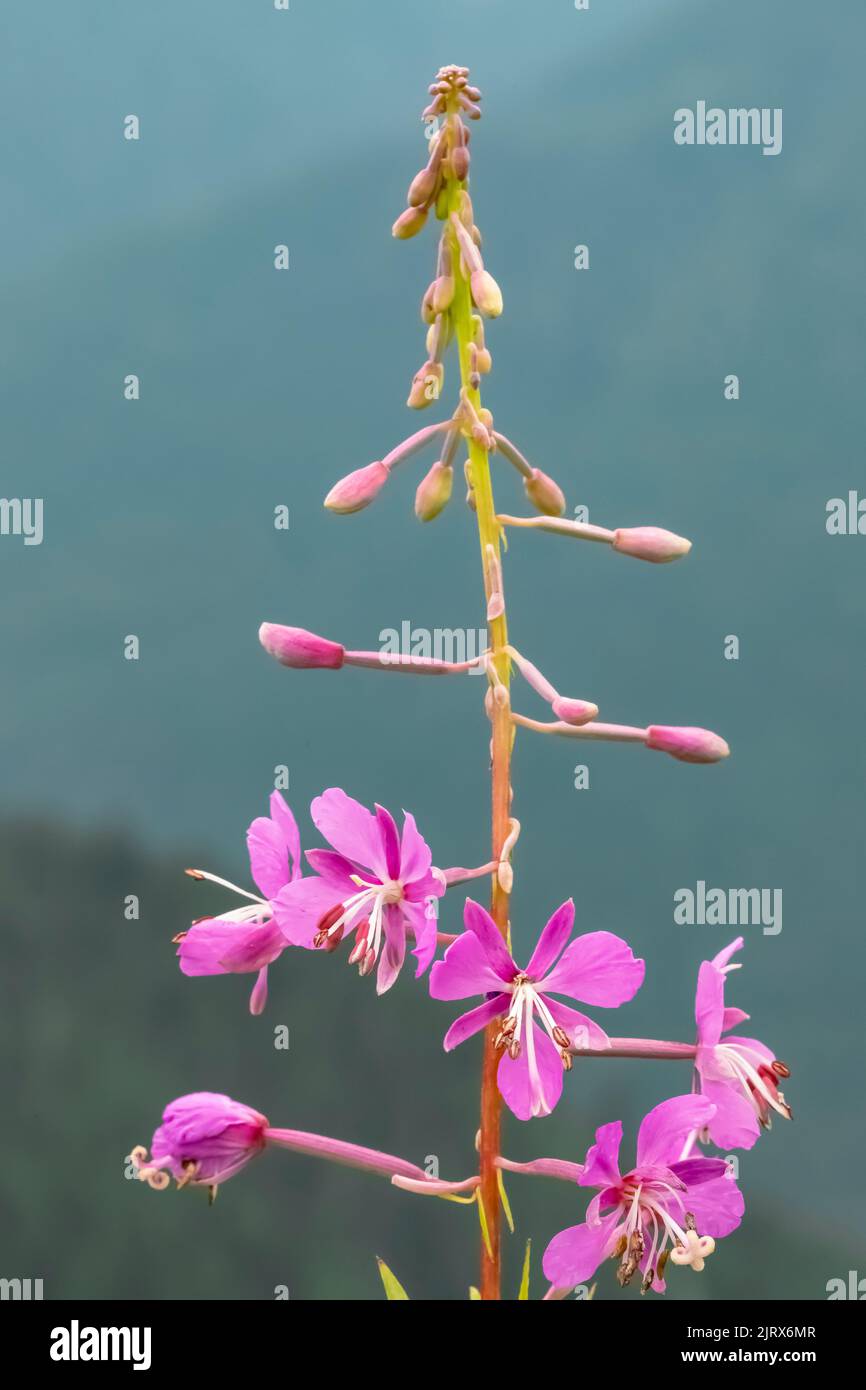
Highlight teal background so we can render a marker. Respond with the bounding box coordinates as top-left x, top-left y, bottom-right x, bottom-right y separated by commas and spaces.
2, 0, 864, 1300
